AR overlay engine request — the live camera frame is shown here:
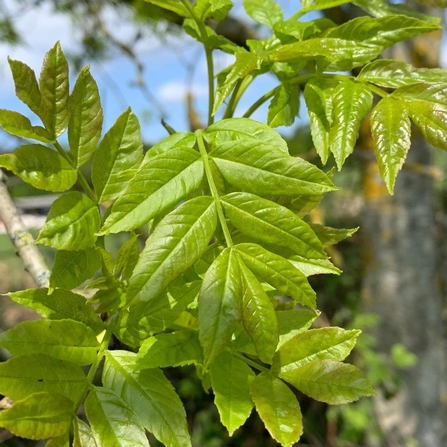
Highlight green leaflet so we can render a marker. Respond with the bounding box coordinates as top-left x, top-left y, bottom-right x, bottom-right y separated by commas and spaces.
144, 0, 190, 17
288, 254, 340, 276
204, 118, 289, 154
0, 354, 87, 402
235, 243, 316, 309
243, 0, 283, 28
39, 42, 70, 138
324, 15, 440, 50
210, 351, 255, 435
50, 247, 101, 290
222, 192, 326, 260
0, 392, 73, 441
0, 144, 77, 192
46, 434, 70, 447
269, 38, 381, 71
7, 288, 104, 334
100, 147, 204, 234
36, 192, 101, 250
358, 60, 447, 88
113, 234, 140, 281
392, 82, 447, 106
68, 67, 103, 168
127, 196, 217, 305
213, 50, 260, 114
329, 80, 373, 169
92, 108, 144, 203
148, 131, 196, 157
250, 373, 303, 447
238, 257, 278, 364
103, 351, 191, 447
0, 319, 100, 366
309, 224, 358, 247
277, 309, 318, 347
136, 330, 202, 369
85, 386, 149, 447
273, 327, 361, 373
371, 96, 411, 194
300, 0, 352, 12
199, 248, 242, 368
210, 140, 335, 196
0, 109, 53, 143
8, 57, 44, 121
194, 0, 233, 21
267, 83, 299, 128
303, 77, 338, 164
73, 417, 100, 447
279, 359, 375, 404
